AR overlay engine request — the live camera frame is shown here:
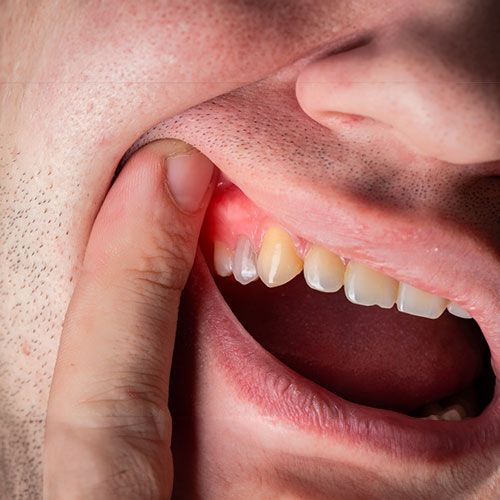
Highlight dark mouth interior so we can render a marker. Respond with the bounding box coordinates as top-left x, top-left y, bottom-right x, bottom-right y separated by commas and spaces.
213, 272, 495, 419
